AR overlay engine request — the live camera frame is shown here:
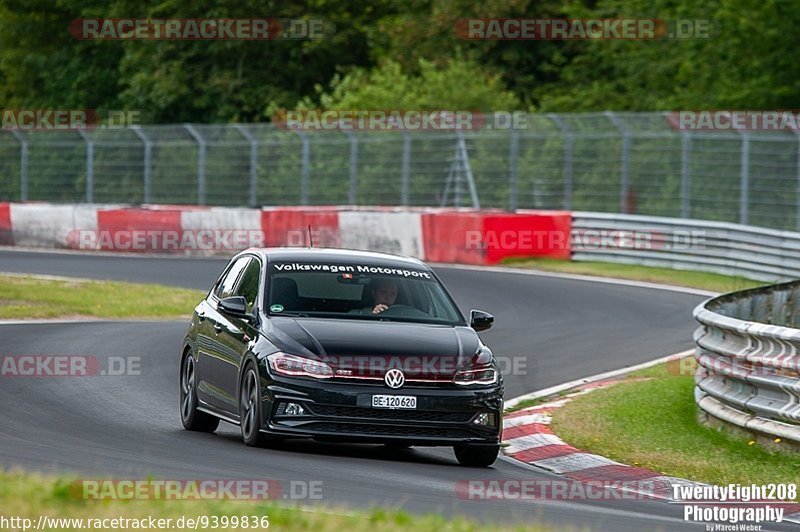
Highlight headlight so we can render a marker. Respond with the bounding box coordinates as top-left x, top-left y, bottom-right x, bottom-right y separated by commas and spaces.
267, 352, 333, 379
453, 346, 498, 386
453, 365, 498, 386
453, 347, 498, 386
